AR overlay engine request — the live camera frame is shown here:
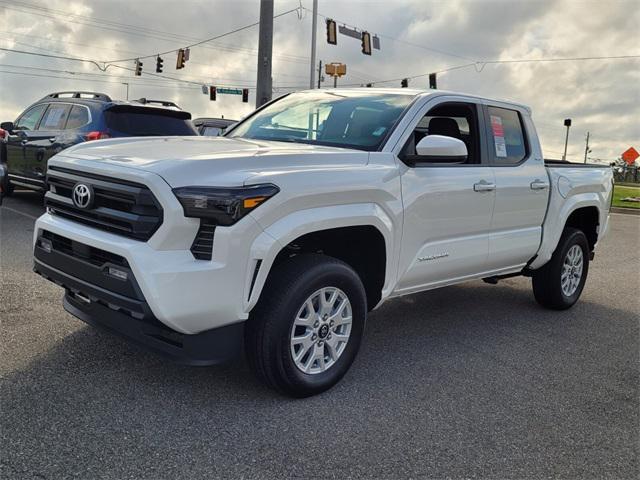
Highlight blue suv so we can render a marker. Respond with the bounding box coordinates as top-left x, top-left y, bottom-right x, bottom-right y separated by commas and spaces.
0, 91, 198, 193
